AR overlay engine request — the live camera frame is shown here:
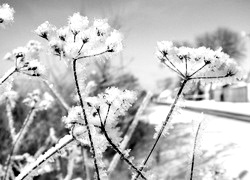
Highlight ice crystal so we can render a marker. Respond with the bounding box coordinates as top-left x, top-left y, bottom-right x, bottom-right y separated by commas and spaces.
36, 13, 123, 61
35, 21, 55, 40
85, 87, 137, 127
68, 12, 89, 34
